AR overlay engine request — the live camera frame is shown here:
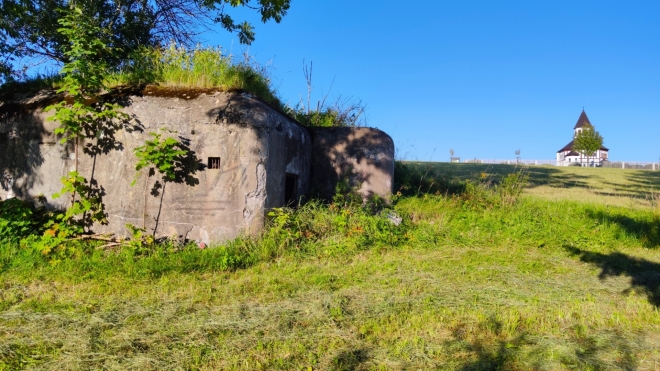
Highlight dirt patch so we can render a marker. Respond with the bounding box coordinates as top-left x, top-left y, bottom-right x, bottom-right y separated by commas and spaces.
141, 85, 237, 100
